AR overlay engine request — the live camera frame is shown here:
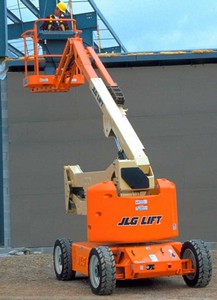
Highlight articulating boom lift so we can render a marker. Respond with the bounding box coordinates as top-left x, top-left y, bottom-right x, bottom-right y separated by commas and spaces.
22, 19, 212, 295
